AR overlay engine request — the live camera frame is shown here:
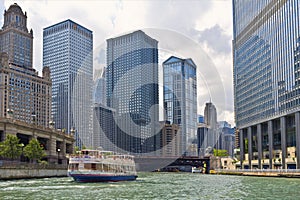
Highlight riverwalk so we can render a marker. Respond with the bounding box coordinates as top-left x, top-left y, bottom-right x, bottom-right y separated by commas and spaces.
212, 169, 300, 178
